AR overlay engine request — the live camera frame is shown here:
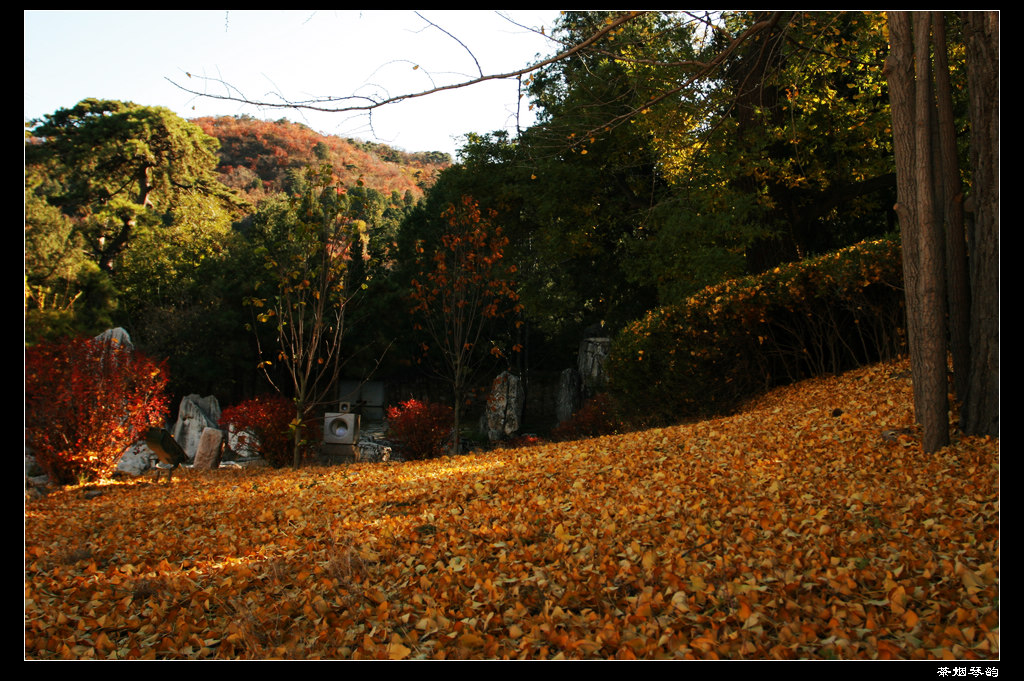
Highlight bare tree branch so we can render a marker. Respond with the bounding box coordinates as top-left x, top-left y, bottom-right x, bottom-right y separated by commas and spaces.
415, 11, 484, 79
169, 10, 784, 158
166, 12, 647, 116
